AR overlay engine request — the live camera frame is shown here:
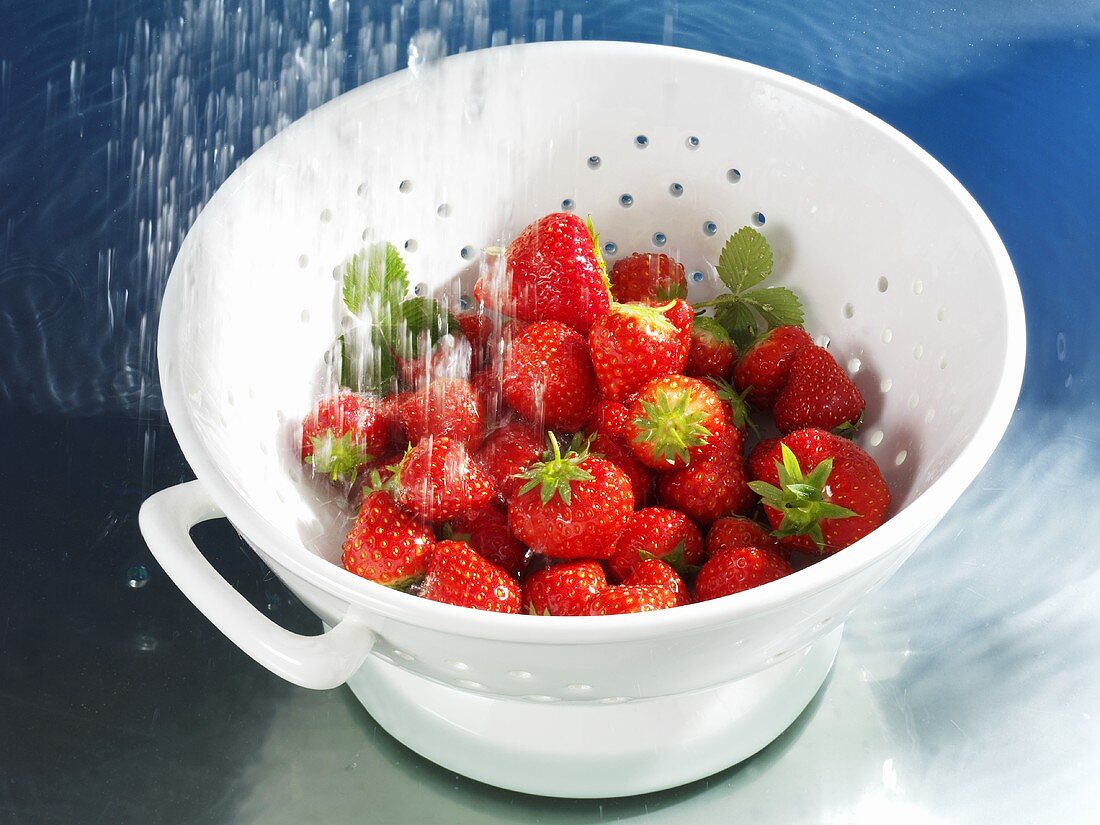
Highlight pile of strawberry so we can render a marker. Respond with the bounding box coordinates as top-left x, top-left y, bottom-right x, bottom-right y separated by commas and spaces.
300, 212, 891, 615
